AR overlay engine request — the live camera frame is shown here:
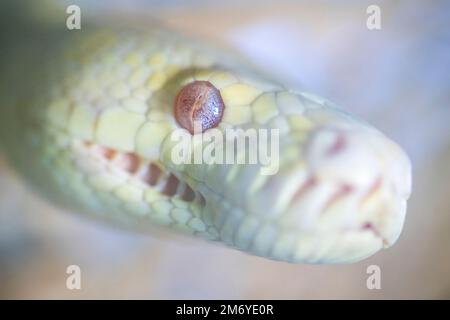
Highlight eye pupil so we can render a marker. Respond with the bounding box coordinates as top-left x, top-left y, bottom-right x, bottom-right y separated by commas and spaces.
174, 81, 225, 134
